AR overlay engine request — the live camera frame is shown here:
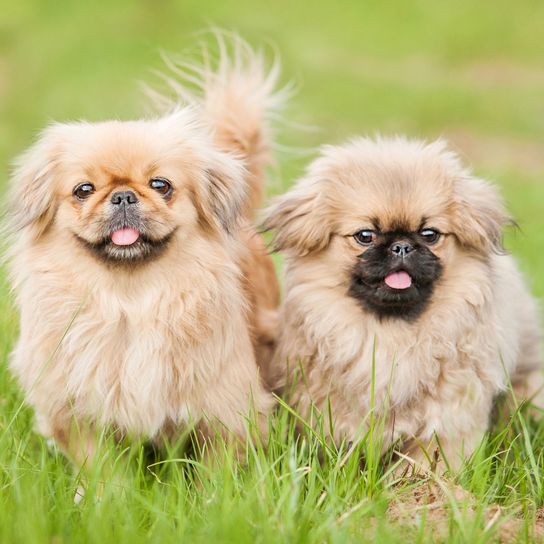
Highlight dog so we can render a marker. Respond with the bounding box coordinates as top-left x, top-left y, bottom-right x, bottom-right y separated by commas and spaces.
264, 136, 543, 472
5, 37, 281, 470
